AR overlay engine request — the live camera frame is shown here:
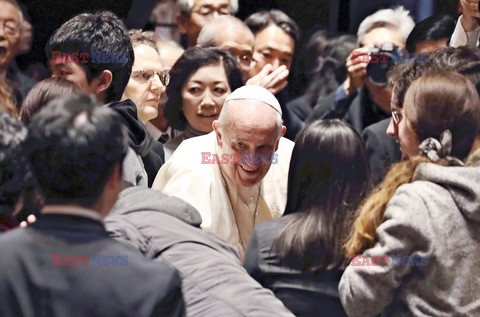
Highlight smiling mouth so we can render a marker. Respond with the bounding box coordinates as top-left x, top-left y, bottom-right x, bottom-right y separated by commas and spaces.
240, 164, 258, 172
199, 113, 218, 118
